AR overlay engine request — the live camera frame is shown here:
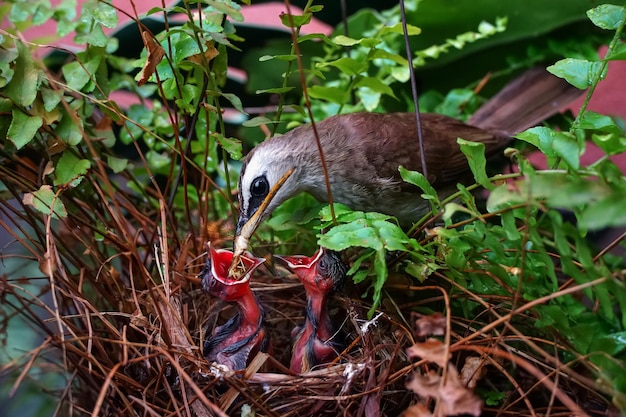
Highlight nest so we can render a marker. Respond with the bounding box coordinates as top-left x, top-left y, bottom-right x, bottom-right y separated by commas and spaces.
1, 229, 612, 416
84, 254, 419, 417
